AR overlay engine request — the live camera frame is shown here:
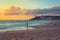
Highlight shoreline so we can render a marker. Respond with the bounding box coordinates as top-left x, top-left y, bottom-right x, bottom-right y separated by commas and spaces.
0, 20, 60, 32
0, 20, 50, 32
0, 20, 60, 40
